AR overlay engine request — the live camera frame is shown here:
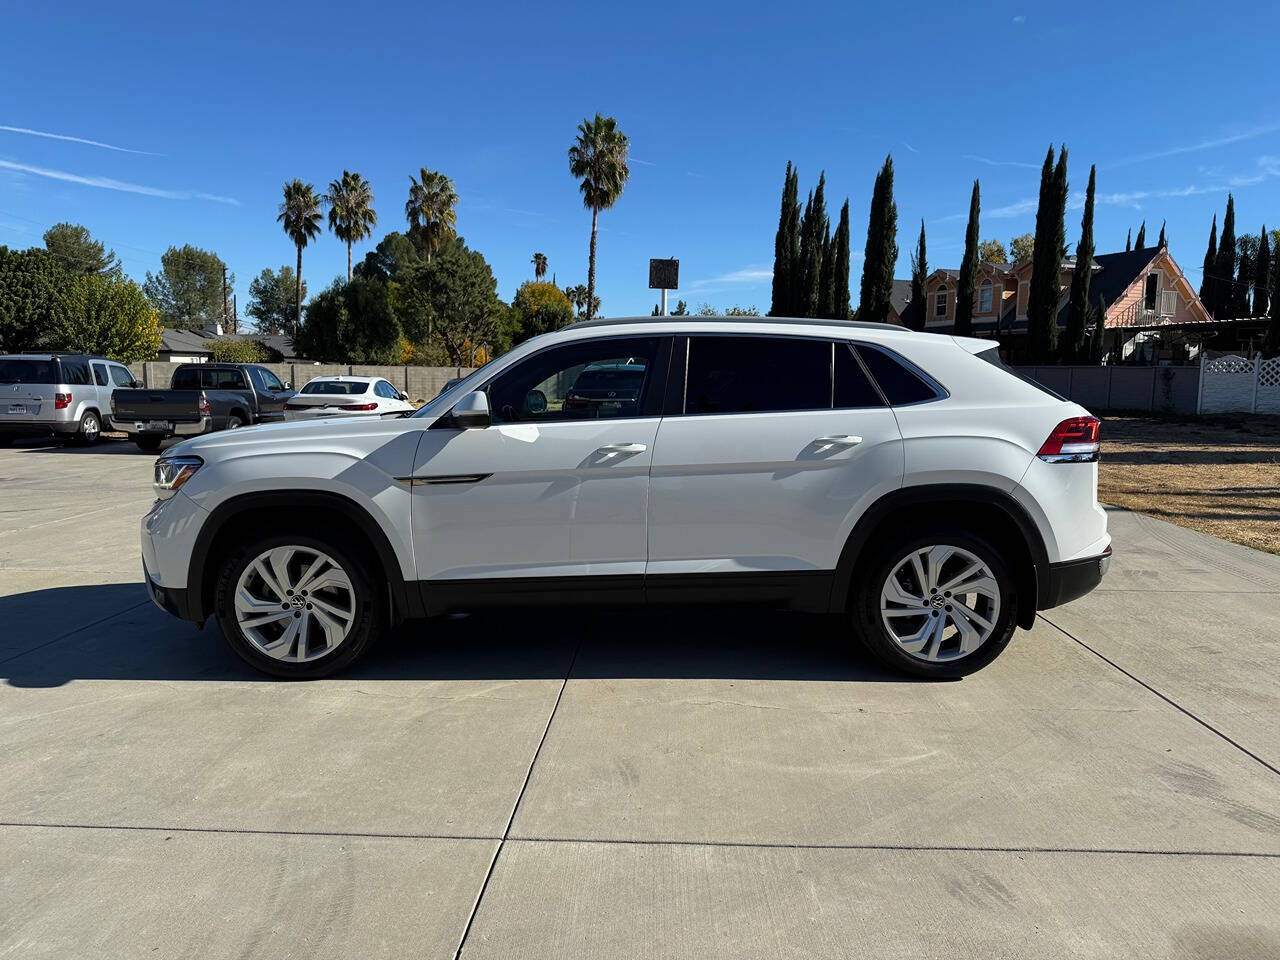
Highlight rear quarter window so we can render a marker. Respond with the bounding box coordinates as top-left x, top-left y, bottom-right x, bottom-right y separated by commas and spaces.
974, 346, 1065, 400
854, 345, 943, 406
60, 358, 92, 386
